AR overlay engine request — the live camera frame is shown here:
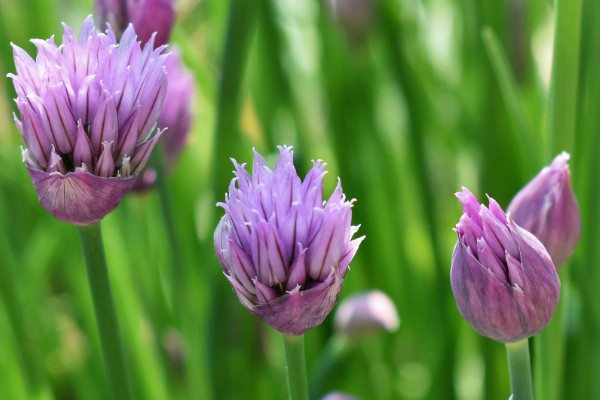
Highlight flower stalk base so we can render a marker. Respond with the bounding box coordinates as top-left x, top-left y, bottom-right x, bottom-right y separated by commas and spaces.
505, 339, 533, 400
77, 222, 133, 400
282, 334, 309, 400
